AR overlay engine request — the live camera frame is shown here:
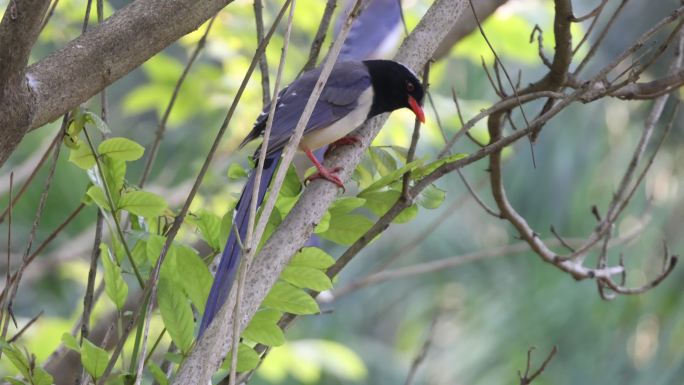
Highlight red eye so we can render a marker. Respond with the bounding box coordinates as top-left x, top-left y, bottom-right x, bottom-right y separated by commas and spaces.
406, 81, 415, 92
